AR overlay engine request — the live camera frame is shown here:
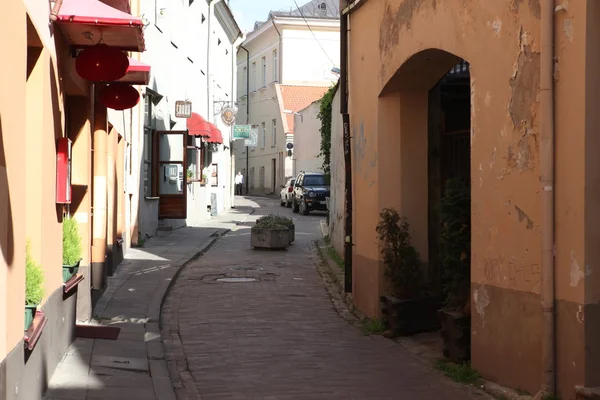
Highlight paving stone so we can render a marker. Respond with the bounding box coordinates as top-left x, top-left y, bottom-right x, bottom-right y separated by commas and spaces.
91, 355, 149, 373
